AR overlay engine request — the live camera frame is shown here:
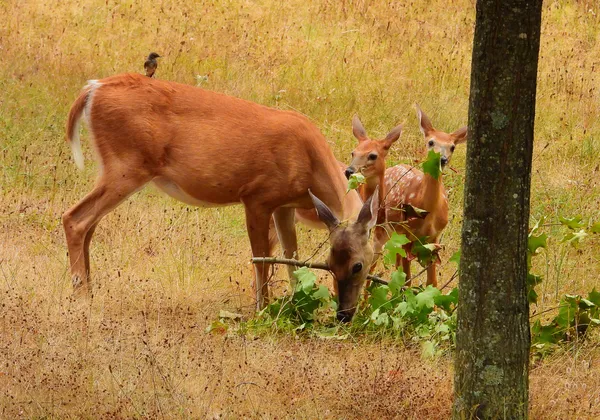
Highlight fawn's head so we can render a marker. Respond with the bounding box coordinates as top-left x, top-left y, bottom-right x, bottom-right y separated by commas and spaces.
416, 104, 467, 168
345, 116, 403, 183
310, 187, 380, 322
